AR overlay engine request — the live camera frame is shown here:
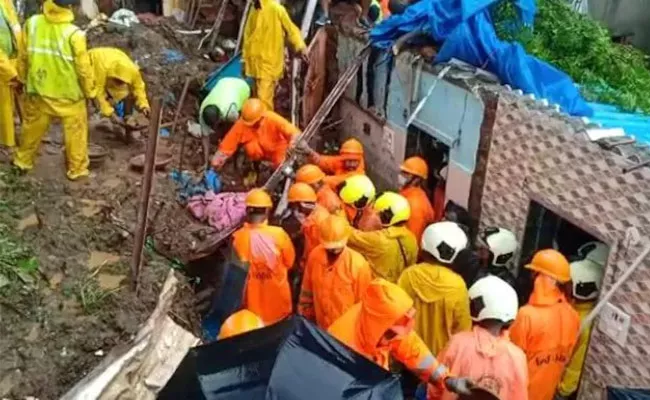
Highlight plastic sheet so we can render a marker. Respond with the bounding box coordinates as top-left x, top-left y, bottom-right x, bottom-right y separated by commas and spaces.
370, 0, 593, 116
608, 387, 650, 400
201, 53, 254, 100
160, 317, 404, 400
